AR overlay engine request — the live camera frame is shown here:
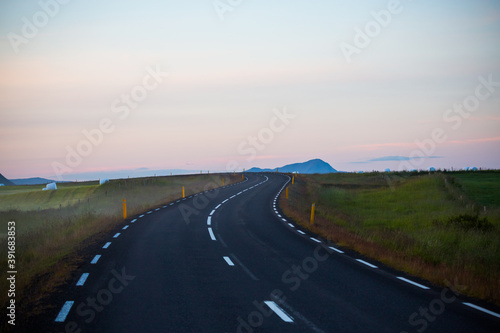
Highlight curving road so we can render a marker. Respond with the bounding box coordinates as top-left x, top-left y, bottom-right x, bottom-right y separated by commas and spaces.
47, 173, 499, 332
